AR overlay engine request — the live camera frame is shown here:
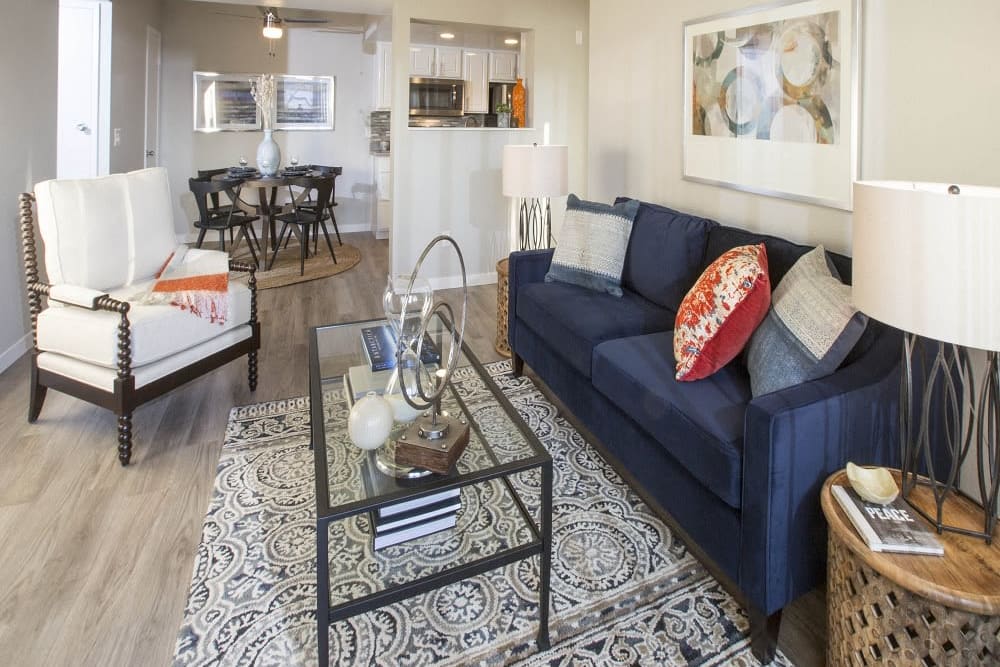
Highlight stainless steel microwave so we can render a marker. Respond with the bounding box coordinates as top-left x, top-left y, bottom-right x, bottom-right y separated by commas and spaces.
409, 77, 464, 116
